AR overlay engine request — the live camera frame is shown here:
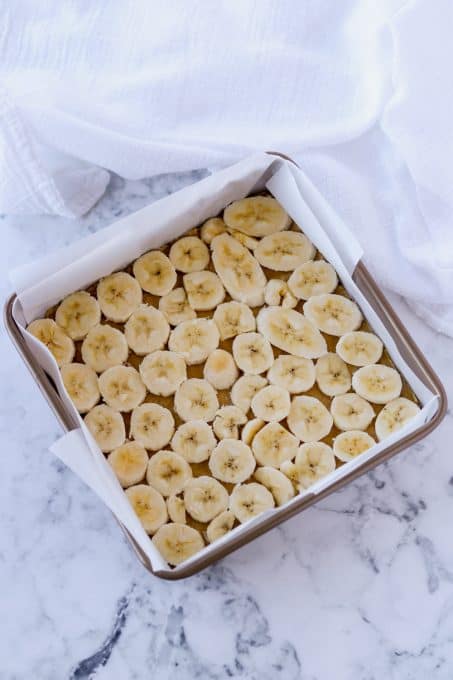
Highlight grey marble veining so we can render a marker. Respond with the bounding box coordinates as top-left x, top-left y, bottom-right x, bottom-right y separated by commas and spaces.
1, 171, 452, 680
